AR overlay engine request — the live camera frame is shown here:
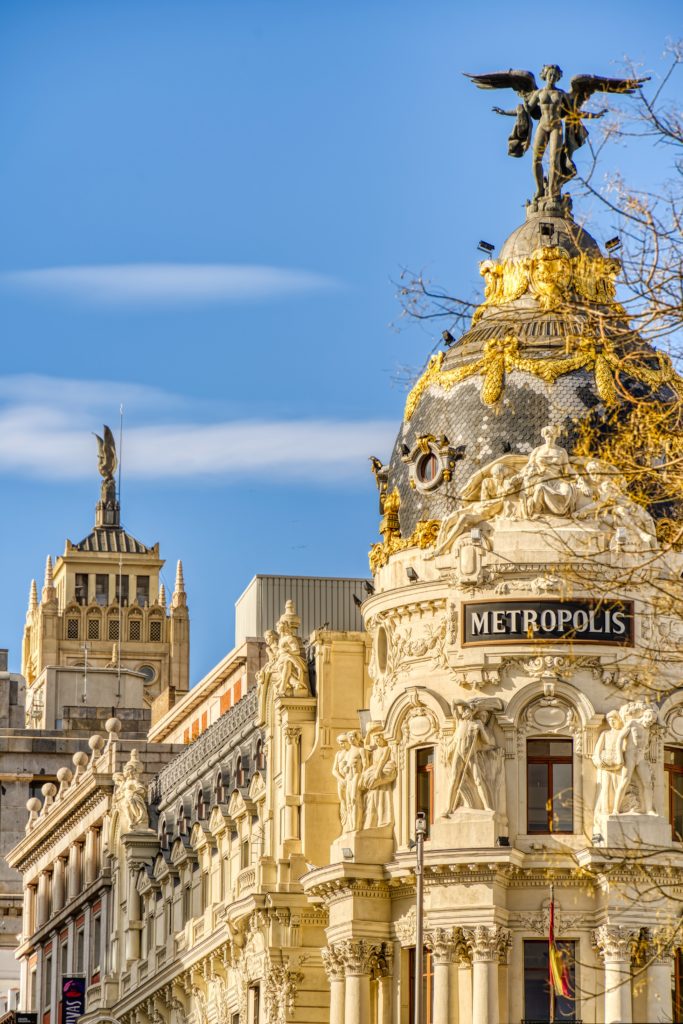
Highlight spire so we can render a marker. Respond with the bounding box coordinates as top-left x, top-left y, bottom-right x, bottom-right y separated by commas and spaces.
158, 583, 166, 607
42, 556, 56, 603
172, 560, 187, 608
28, 579, 38, 613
